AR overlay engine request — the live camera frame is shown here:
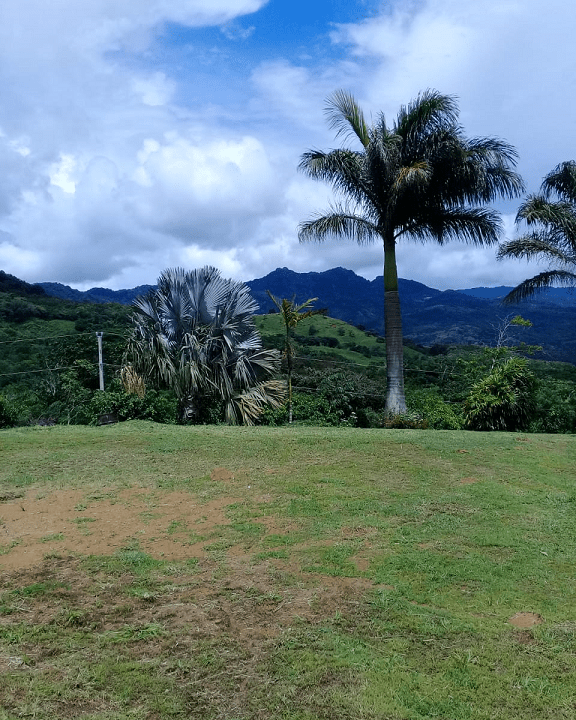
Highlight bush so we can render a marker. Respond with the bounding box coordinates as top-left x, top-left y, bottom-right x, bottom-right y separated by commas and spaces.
0, 394, 17, 428
463, 357, 537, 431
88, 389, 178, 425
528, 380, 576, 433
407, 389, 463, 430
259, 392, 340, 426
381, 411, 428, 429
